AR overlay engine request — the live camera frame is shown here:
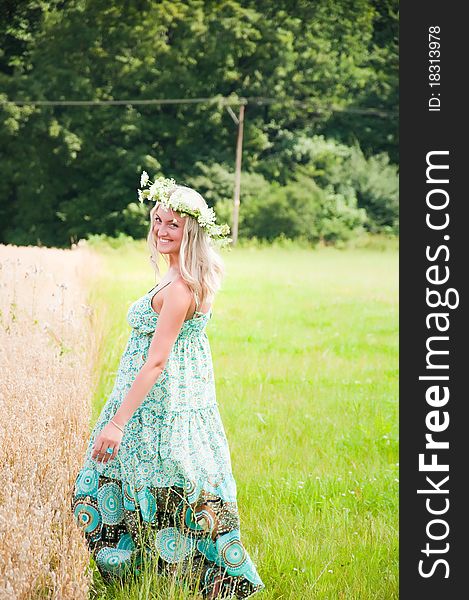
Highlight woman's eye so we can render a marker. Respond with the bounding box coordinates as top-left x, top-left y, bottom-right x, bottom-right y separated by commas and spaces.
154, 218, 177, 227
